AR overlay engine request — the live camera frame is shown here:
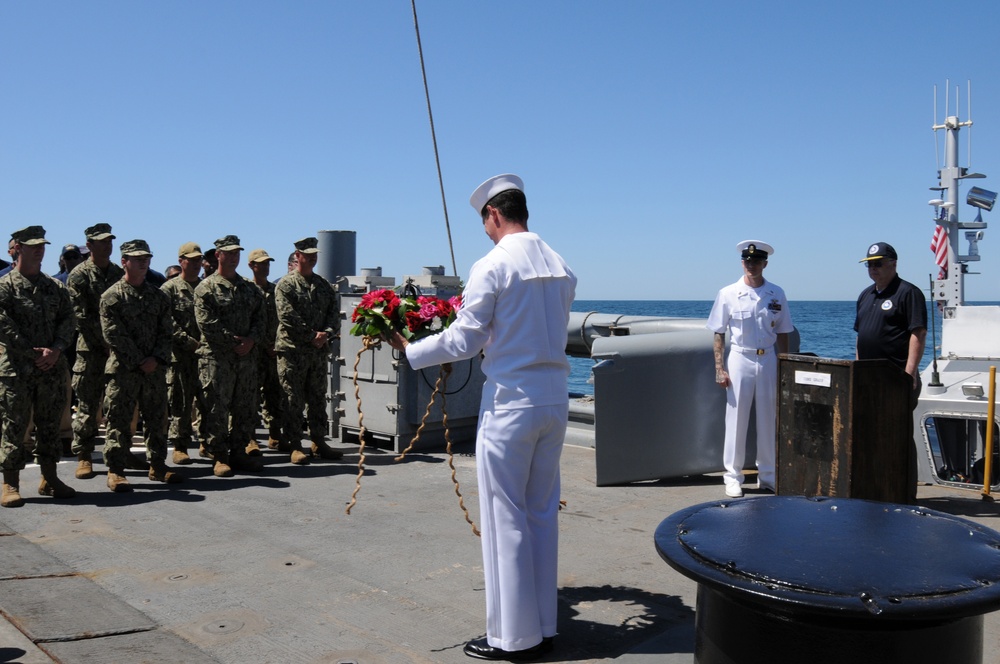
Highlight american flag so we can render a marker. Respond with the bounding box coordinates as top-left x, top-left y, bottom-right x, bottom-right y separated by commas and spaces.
931, 224, 948, 279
